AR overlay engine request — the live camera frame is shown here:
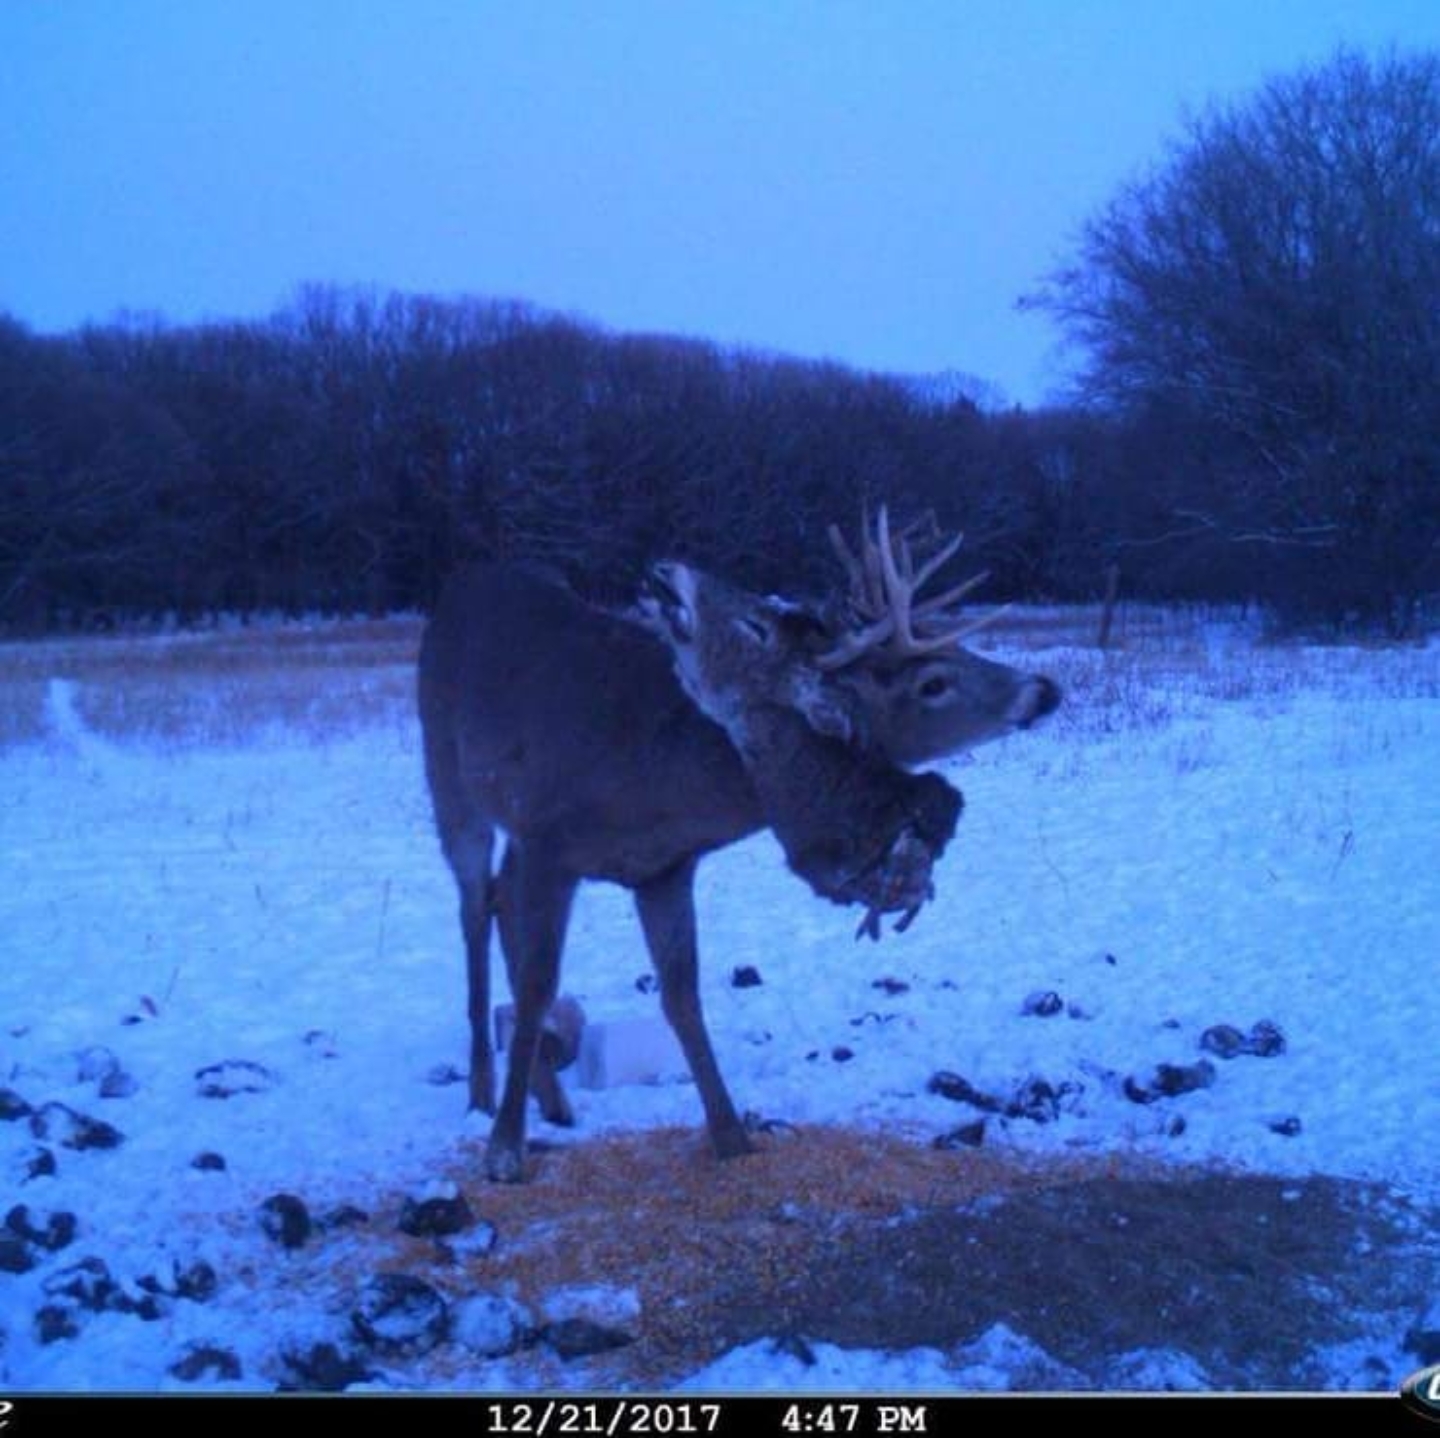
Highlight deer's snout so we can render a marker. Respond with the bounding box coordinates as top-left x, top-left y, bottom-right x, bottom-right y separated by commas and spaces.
1011, 675, 1062, 730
